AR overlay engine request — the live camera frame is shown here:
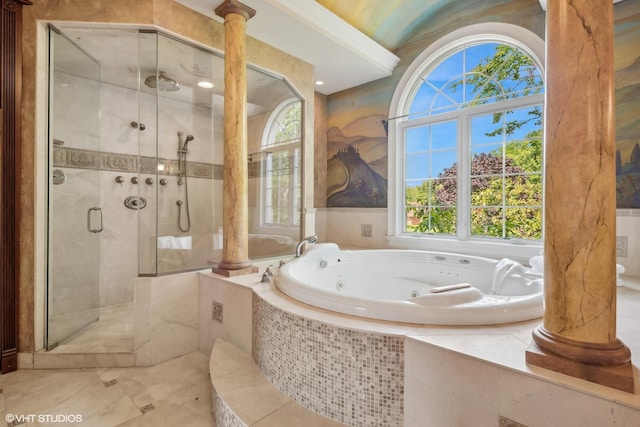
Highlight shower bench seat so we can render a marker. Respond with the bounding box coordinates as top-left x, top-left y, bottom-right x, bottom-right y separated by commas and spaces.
209, 339, 346, 426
